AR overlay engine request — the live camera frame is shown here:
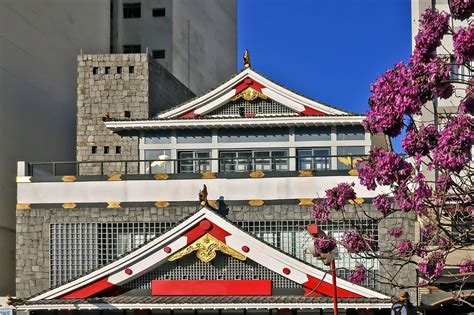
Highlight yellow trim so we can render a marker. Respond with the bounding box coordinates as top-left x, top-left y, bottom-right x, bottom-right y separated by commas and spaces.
16, 203, 31, 210
249, 171, 265, 178
107, 174, 122, 181
61, 176, 76, 182
298, 170, 314, 177
154, 173, 169, 180
62, 203, 77, 209
348, 169, 358, 176
154, 201, 170, 208
349, 197, 365, 205
248, 199, 264, 207
16, 176, 31, 183
201, 172, 217, 179
107, 201, 121, 208
298, 198, 314, 206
